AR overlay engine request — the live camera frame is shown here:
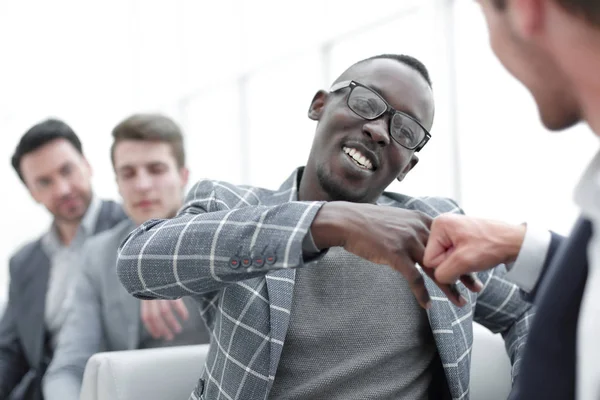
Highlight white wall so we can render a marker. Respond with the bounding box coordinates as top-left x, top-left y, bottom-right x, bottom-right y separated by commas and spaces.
453, 1, 598, 232
0, 0, 598, 303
